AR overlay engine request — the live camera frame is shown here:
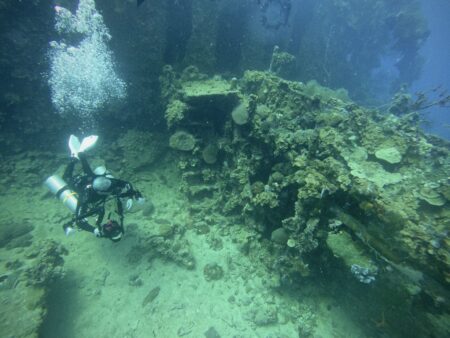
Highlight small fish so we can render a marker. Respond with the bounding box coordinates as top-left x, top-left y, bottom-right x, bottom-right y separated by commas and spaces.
142, 286, 160, 307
